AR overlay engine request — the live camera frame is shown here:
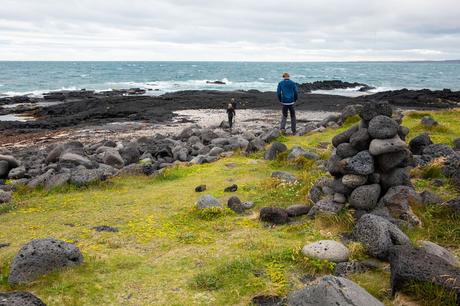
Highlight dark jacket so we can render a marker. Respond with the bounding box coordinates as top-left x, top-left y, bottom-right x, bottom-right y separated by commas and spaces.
277, 79, 298, 105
